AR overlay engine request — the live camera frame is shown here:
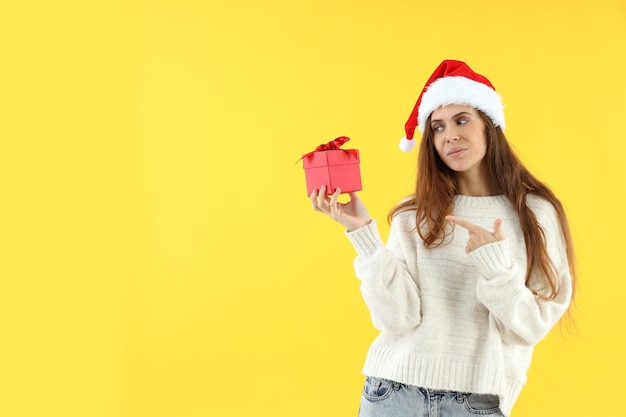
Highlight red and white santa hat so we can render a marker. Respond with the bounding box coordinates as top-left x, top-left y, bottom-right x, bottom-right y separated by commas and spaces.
399, 60, 505, 152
